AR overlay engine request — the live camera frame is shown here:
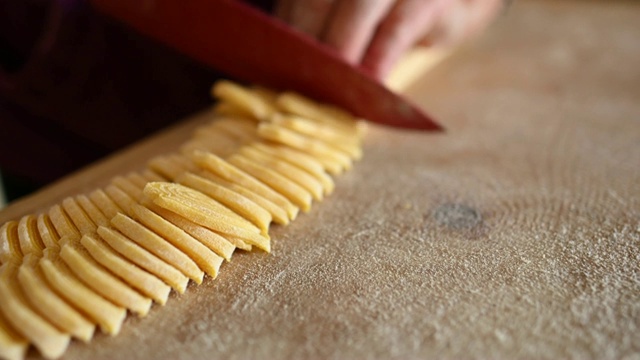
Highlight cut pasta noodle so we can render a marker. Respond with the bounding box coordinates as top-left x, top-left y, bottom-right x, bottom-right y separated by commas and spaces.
17, 254, 96, 342
0, 309, 28, 360
191, 151, 300, 220
176, 172, 272, 232
227, 154, 313, 212
0, 222, 21, 264
110, 210, 204, 284
0, 261, 71, 359
81, 234, 171, 305
39, 249, 127, 335
96, 225, 189, 294
144, 202, 236, 261
17, 215, 44, 255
